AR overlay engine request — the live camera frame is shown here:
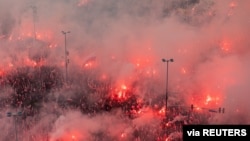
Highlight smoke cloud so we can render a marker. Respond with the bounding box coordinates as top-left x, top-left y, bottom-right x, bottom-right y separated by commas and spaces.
0, 0, 250, 140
